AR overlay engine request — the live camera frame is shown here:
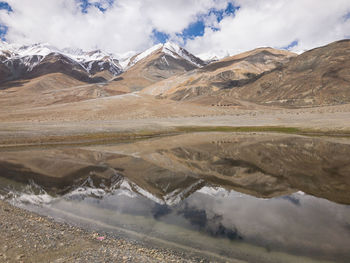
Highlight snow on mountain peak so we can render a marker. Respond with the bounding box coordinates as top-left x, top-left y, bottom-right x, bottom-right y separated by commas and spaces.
61, 47, 86, 57
0, 42, 54, 59
126, 43, 163, 68
0, 42, 123, 76
162, 41, 204, 67
197, 50, 231, 62
126, 41, 204, 69
162, 41, 181, 54
17, 43, 59, 57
